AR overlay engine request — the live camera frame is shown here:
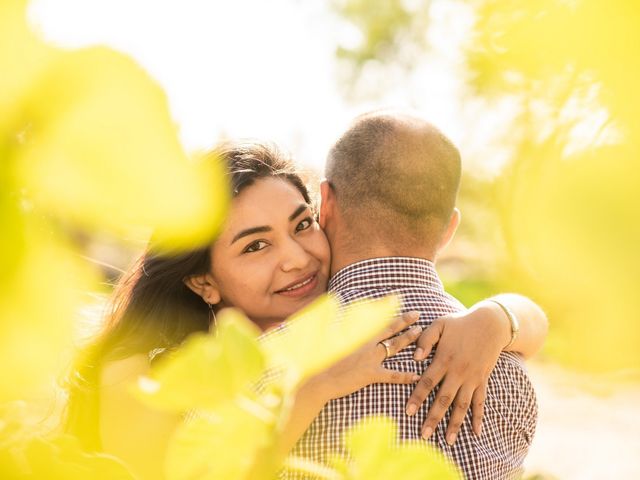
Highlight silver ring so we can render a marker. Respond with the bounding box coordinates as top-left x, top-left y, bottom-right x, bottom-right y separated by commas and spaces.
379, 340, 392, 359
